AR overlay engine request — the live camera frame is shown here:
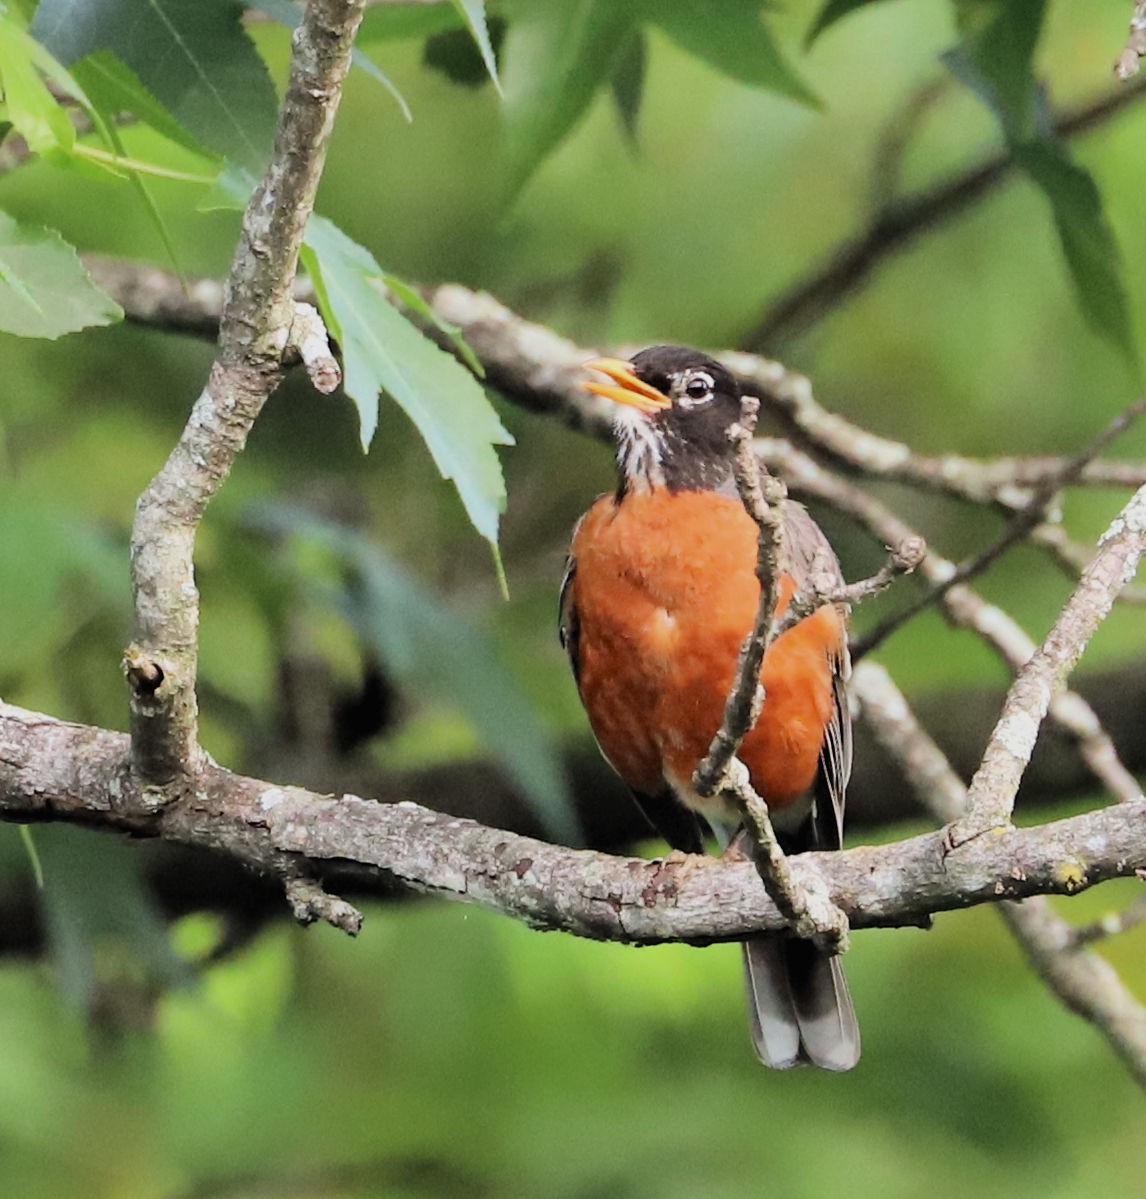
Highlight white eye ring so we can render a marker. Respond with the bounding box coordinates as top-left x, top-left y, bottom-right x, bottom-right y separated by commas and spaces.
680, 371, 715, 405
